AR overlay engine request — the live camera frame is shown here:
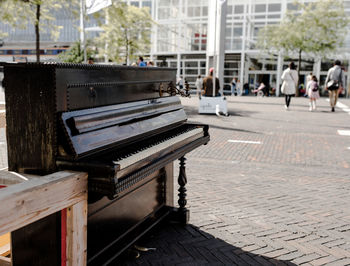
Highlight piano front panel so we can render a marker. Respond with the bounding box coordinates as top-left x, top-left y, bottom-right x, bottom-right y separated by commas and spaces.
87, 165, 172, 264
